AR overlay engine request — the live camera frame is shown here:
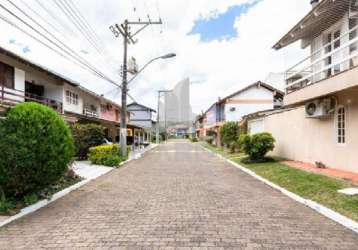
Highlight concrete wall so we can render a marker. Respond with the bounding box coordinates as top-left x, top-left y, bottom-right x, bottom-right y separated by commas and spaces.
248, 118, 265, 134
225, 86, 274, 122
260, 88, 358, 173
101, 105, 119, 122
63, 83, 83, 114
